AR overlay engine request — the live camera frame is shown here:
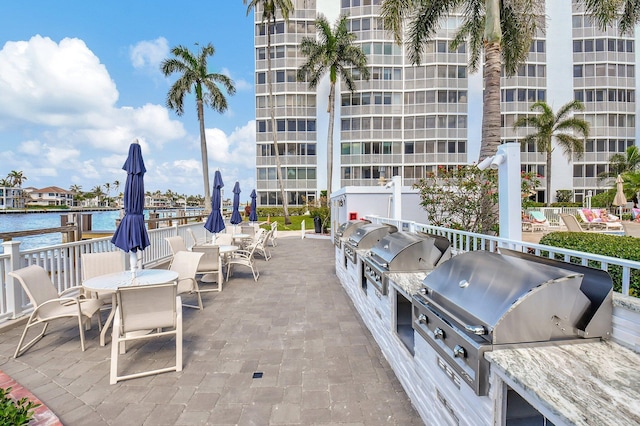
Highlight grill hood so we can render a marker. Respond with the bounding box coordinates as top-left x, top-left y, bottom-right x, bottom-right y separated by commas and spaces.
418, 249, 612, 344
